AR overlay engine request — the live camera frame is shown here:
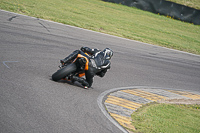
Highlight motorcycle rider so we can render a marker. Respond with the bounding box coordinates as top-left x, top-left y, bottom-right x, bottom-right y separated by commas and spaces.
60, 47, 113, 89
